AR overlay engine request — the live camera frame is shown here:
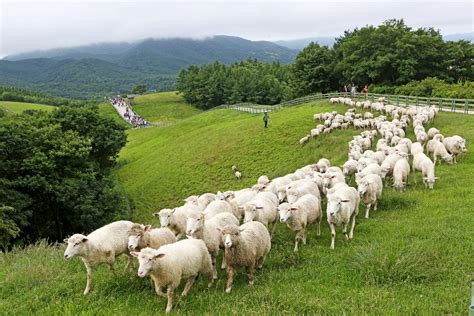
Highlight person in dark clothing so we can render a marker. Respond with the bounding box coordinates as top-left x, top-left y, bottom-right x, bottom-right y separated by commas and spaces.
263, 112, 269, 128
